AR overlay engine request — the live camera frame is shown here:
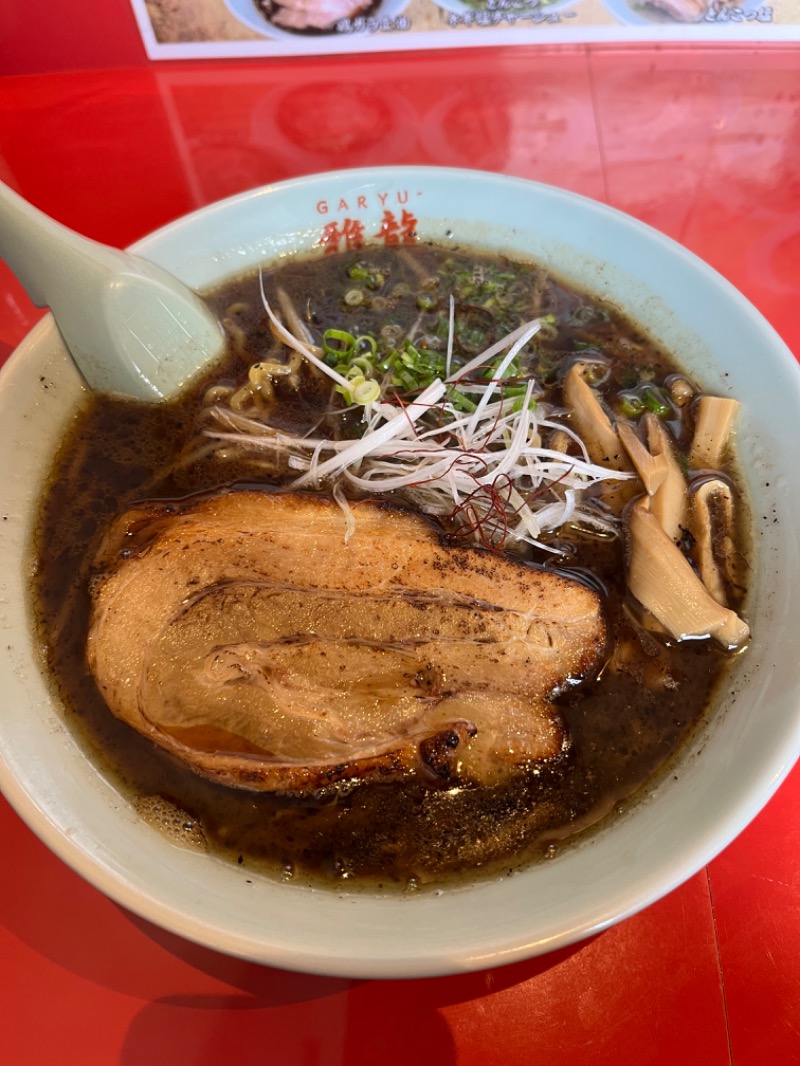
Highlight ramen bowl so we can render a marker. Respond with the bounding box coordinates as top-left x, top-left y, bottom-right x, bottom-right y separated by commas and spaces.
1, 167, 799, 979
